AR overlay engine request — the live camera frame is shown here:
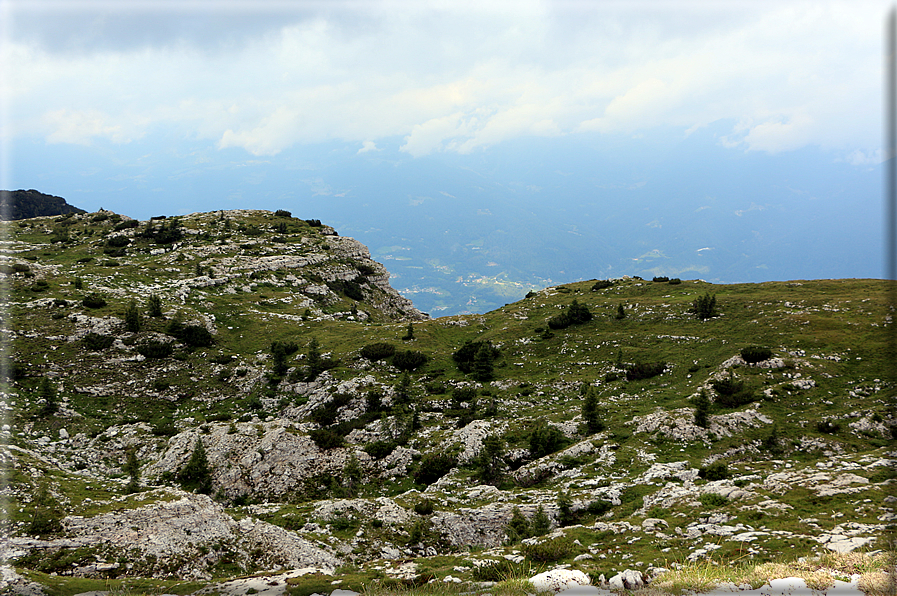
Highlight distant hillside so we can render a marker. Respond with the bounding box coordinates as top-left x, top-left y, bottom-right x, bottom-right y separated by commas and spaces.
0, 189, 86, 220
